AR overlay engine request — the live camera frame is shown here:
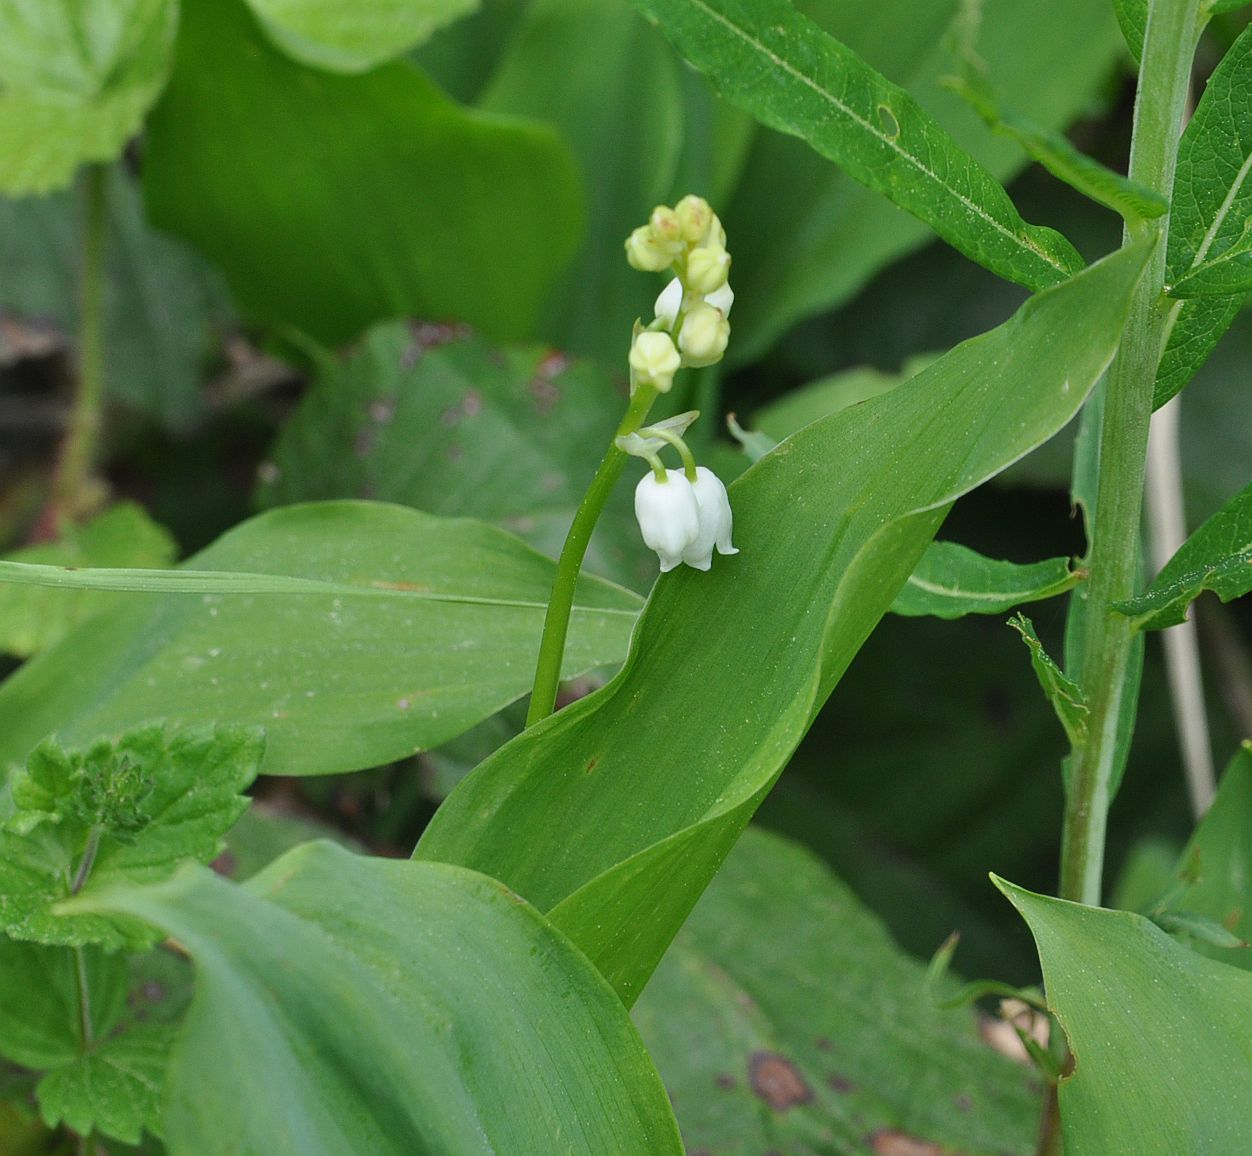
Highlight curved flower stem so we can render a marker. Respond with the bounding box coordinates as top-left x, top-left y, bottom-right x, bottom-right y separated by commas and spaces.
1059, 0, 1202, 904
526, 384, 660, 726
640, 424, 698, 480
